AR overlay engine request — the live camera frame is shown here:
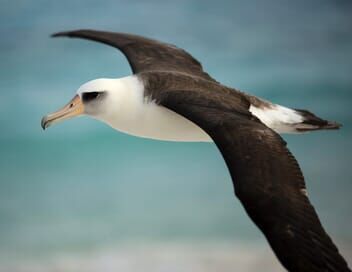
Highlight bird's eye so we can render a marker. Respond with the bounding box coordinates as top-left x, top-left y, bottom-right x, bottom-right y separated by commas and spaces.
82, 92, 100, 102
